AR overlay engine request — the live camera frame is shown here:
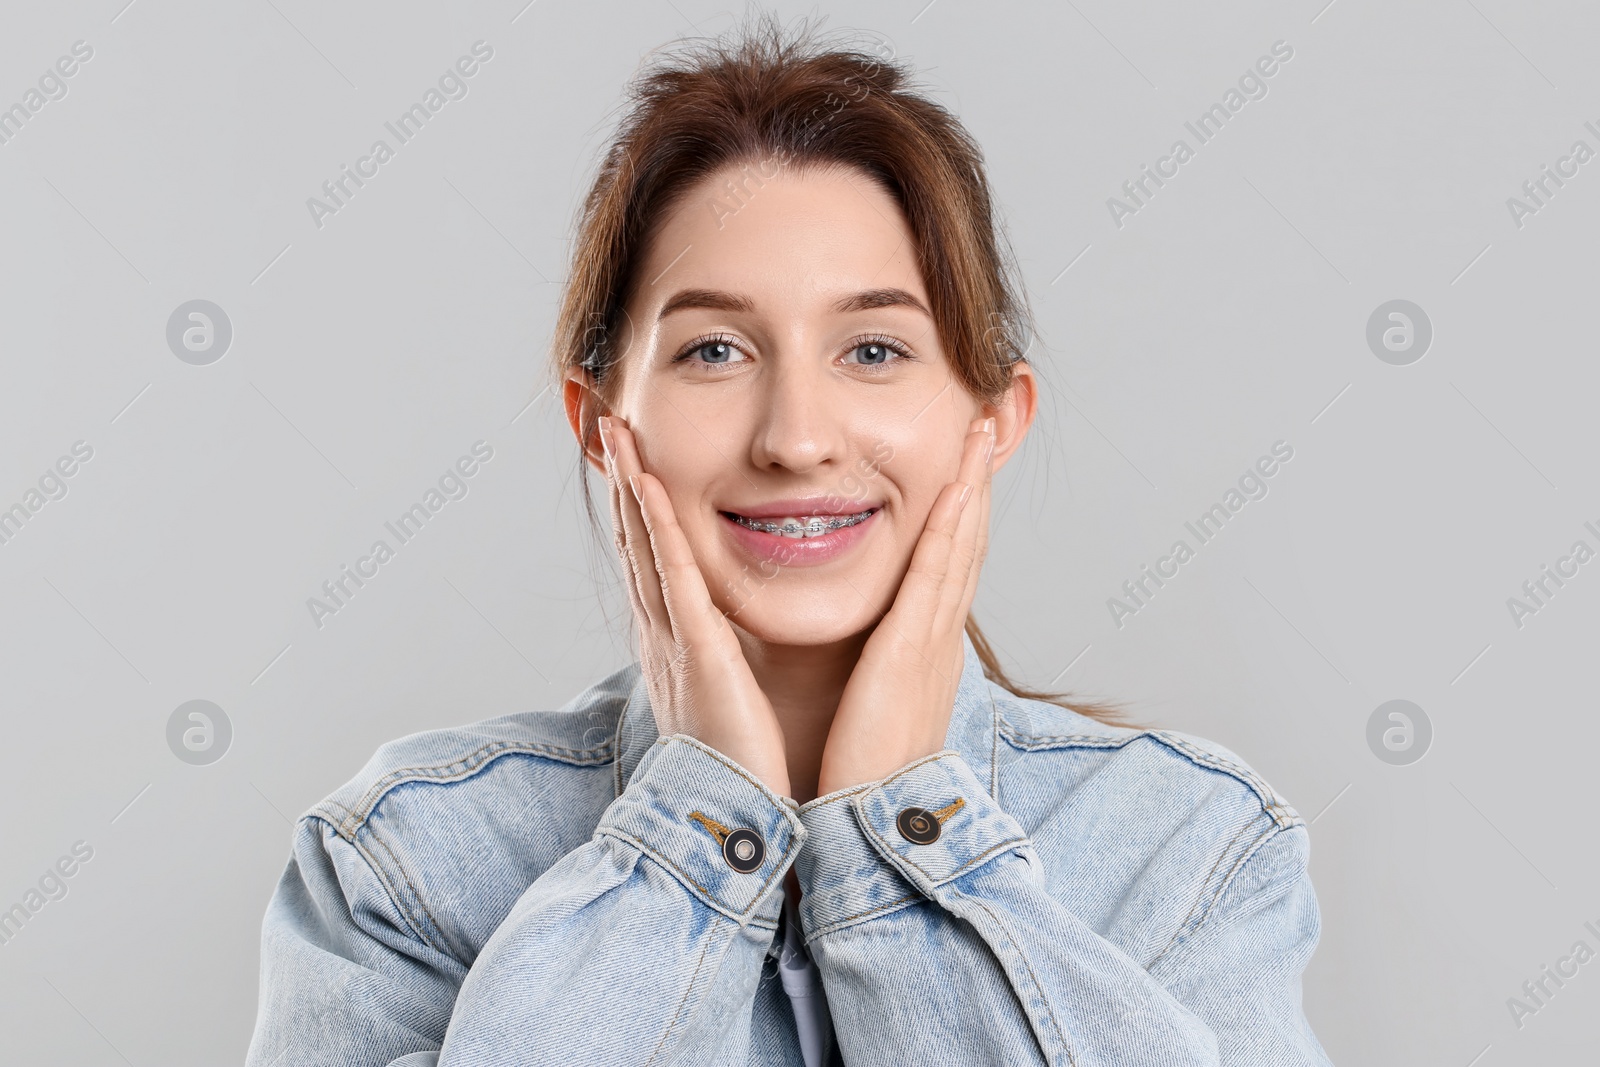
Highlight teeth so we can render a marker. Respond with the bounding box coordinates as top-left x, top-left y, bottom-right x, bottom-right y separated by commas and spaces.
729, 509, 874, 537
